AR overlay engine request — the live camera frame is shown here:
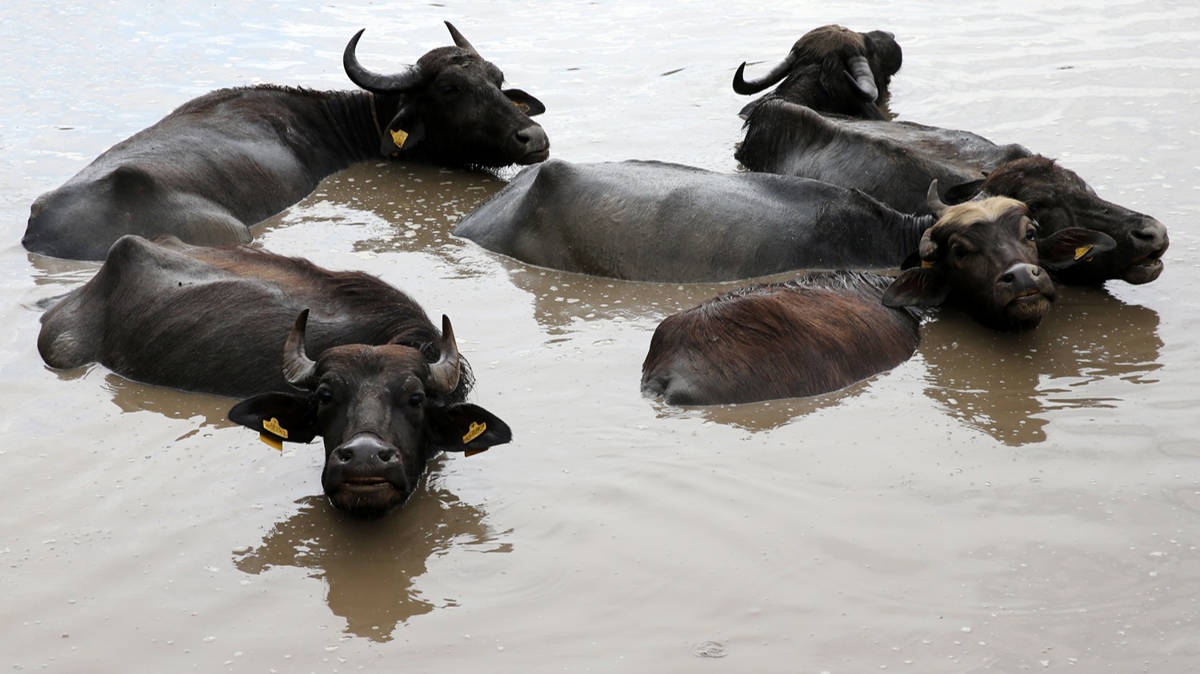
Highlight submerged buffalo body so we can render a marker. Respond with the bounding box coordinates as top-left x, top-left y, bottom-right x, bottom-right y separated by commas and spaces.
737, 100, 1168, 285
732, 24, 902, 120
453, 159, 934, 283
24, 22, 549, 261
643, 193, 1118, 405
39, 235, 510, 517
642, 272, 922, 405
